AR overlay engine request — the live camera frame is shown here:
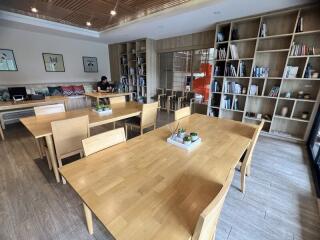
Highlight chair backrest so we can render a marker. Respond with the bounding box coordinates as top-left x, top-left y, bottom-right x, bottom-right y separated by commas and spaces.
156, 88, 163, 96
51, 115, 89, 158
187, 91, 196, 101
165, 89, 173, 96
82, 128, 126, 156
192, 169, 235, 240
34, 104, 65, 116
175, 106, 191, 121
109, 96, 126, 105
242, 119, 265, 168
175, 90, 184, 98
141, 102, 158, 127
